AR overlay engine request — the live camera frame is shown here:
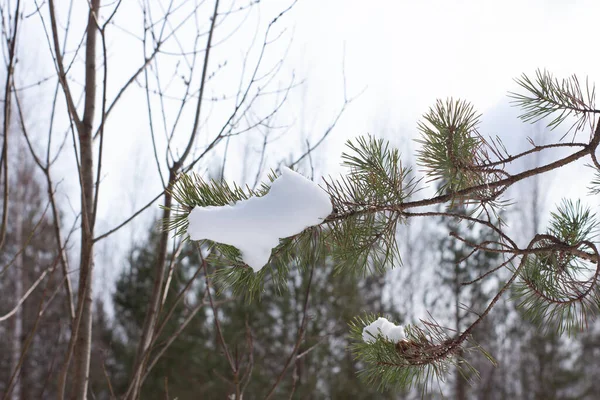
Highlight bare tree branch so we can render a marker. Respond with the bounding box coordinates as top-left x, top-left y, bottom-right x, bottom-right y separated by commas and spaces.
127, 2, 221, 397
0, 0, 20, 251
